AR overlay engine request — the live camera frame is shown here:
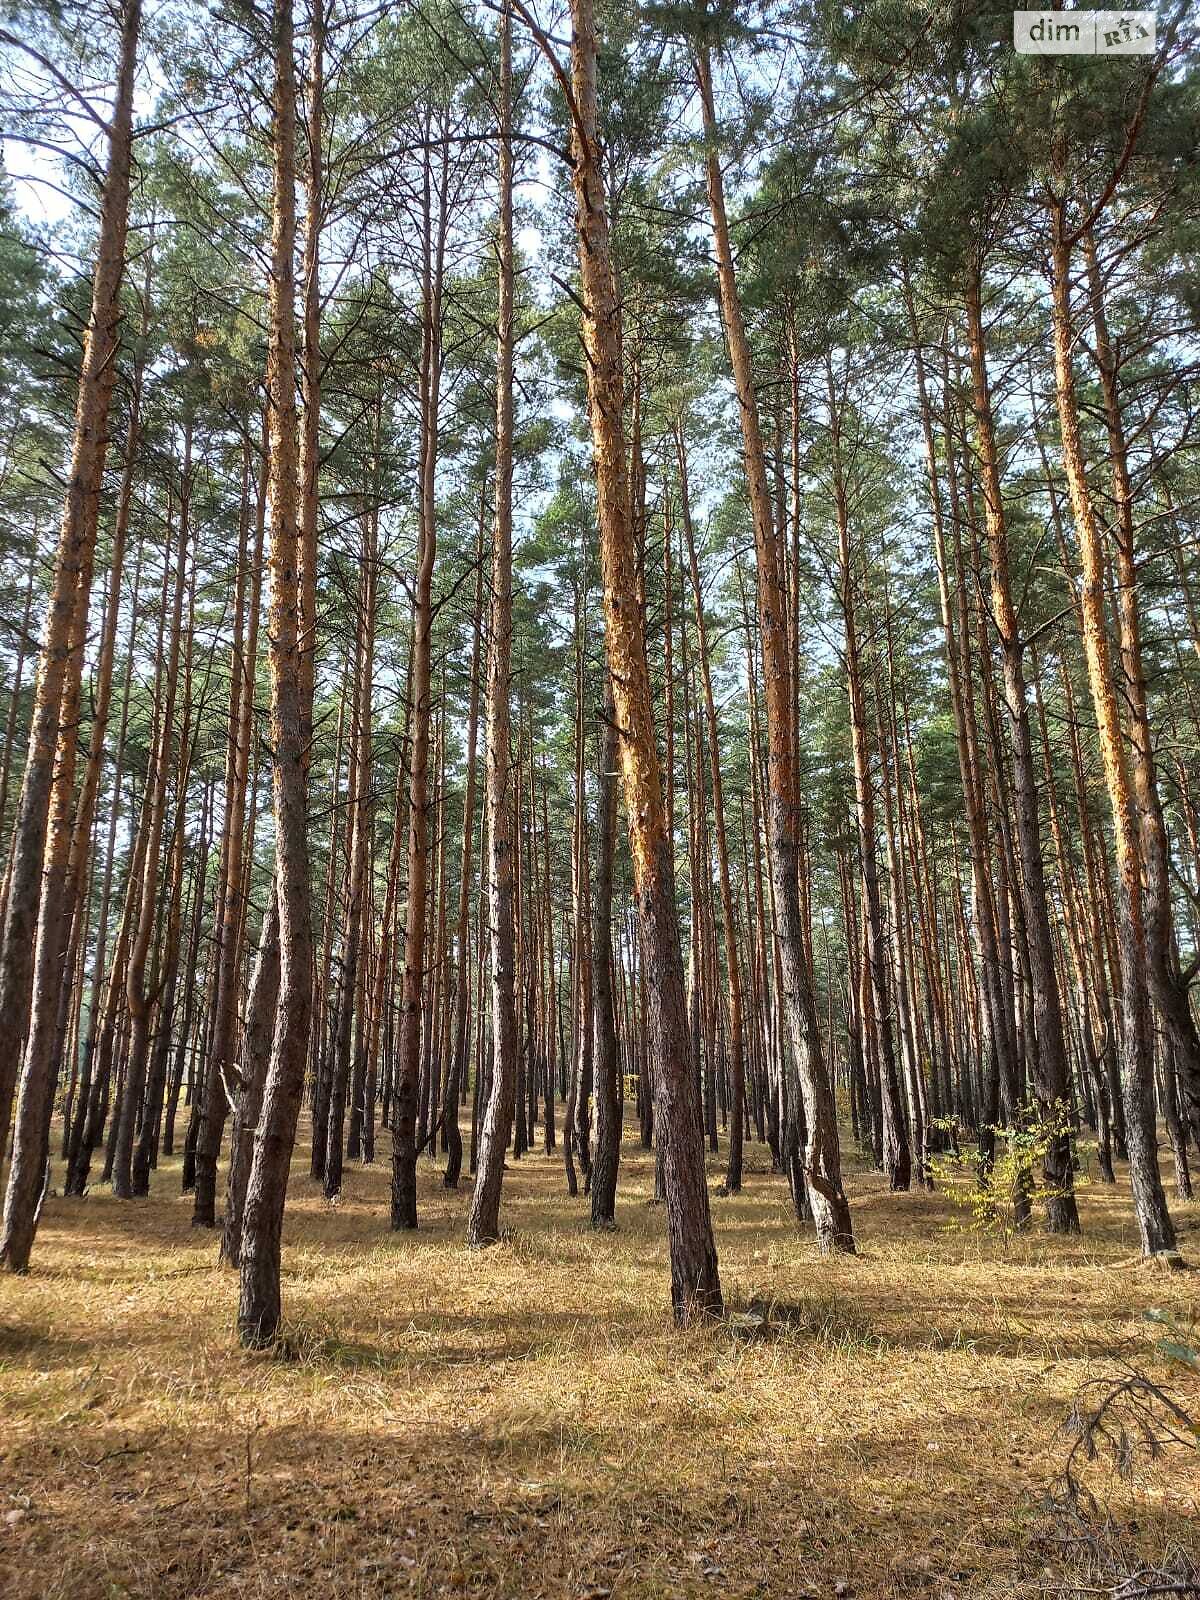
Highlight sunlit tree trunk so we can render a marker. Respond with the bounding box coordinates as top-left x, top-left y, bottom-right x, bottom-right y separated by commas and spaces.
0, 0, 141, 1200
1047, 206, 1173, 1256
695, 43, 851, 1252
1081, 227, 1200, 1150
558, 0, 722, 1317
